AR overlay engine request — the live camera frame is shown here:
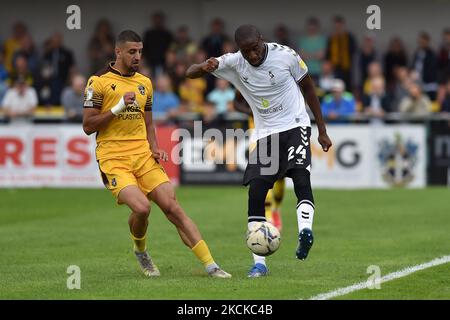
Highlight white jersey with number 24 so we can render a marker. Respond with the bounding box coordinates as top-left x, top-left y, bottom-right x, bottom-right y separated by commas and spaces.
212, 42, 311, 142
